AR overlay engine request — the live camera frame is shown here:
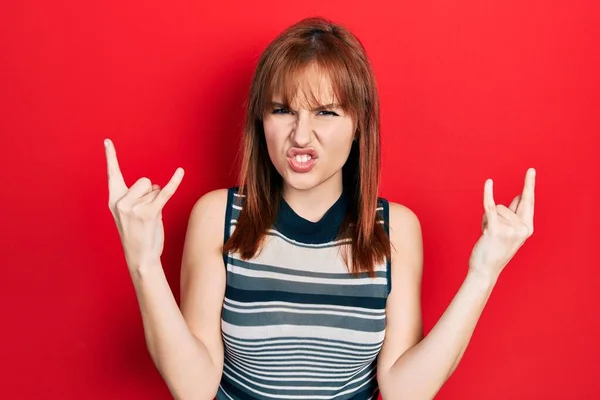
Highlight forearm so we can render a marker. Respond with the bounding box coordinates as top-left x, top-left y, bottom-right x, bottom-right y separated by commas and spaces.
130, 262, 220, 400
380, 270, 497, 400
